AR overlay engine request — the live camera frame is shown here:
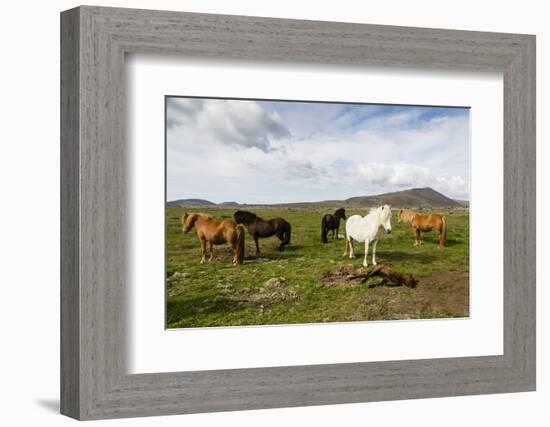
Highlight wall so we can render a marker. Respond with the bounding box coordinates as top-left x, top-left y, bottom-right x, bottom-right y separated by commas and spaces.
1, 0, 546, 425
